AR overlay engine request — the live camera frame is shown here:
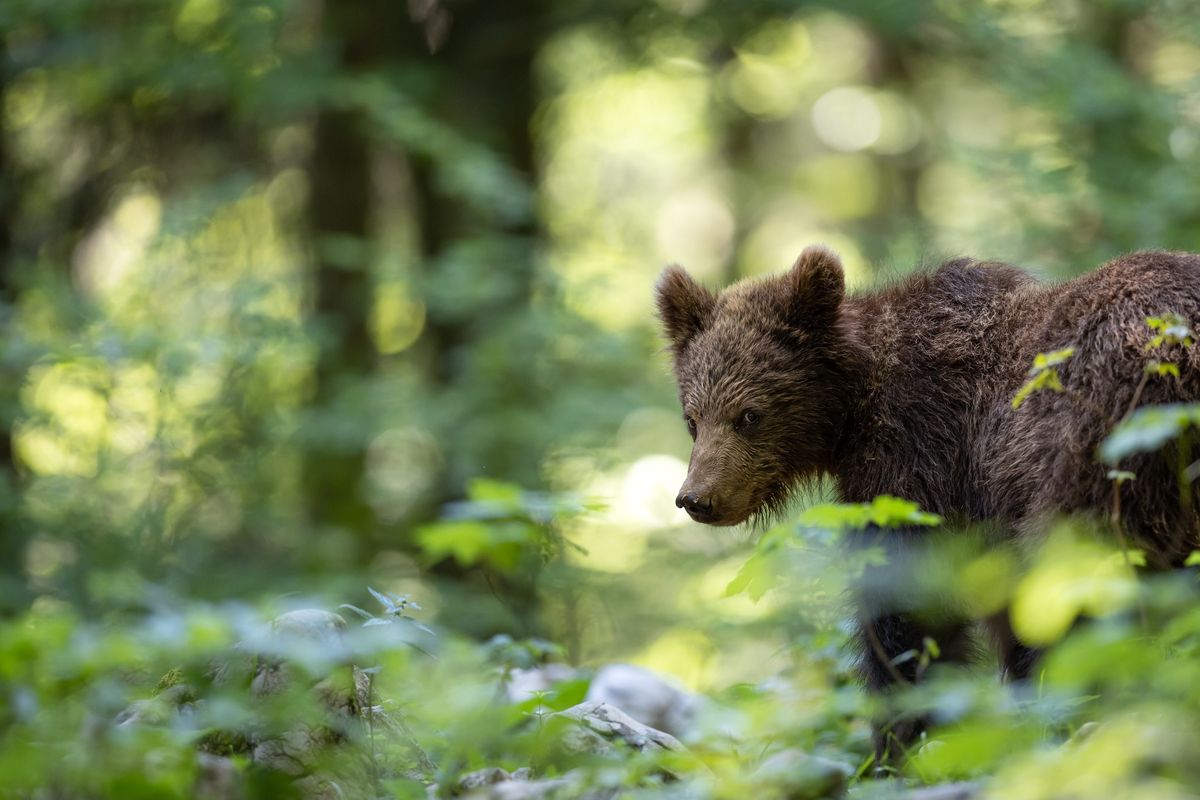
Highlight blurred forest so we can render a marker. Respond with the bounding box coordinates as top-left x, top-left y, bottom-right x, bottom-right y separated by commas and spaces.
4, 0, 1200, 797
